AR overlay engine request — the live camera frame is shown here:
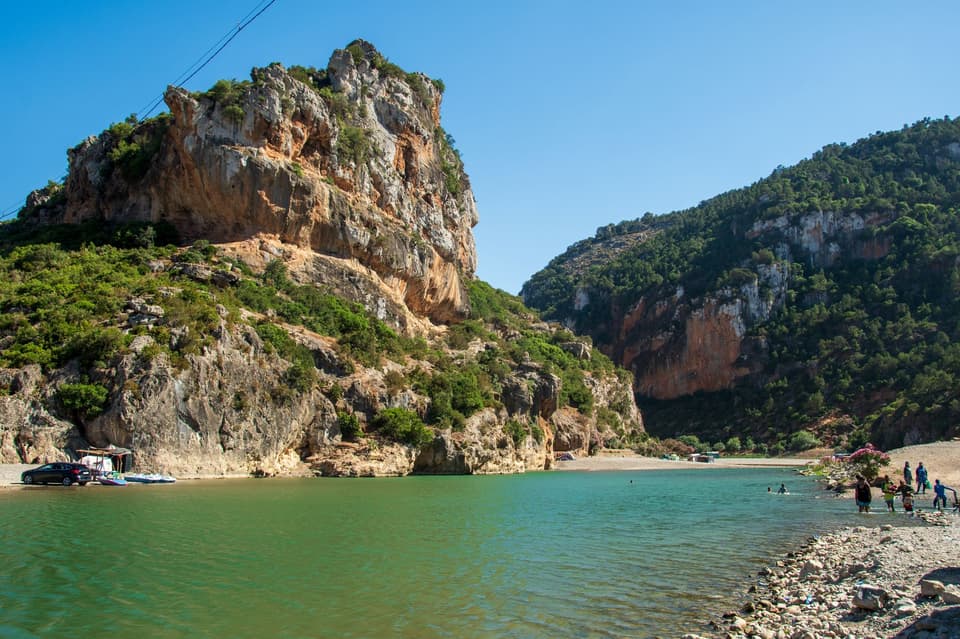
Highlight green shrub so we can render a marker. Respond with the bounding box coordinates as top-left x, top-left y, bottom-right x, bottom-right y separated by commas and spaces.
560, 367, 593, 414
202, 78, 248, 105
317, 86, 352, 119
288, 65, 328, 91
466, 279, 529, 326
337, 125, 373, 165
1, 341, 53, 368
192, 239, 217, 259
406, 73, 431, 106
346, 43, 365, 66
720, 267, 758, 288
326, 382, 344, 402
437, 129, 464, 196
63, 327, 124, 368
531, 423, 544, 444
788, 430, 822, 451
383, 369, 406, 395
58, 382, 109, 418
337, 411, 361, 441
223, 104, 245, 124
105, 113, 171, 182
504, 420, 527, 446
283, 360, 316, 393
372, 407, 434, 447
